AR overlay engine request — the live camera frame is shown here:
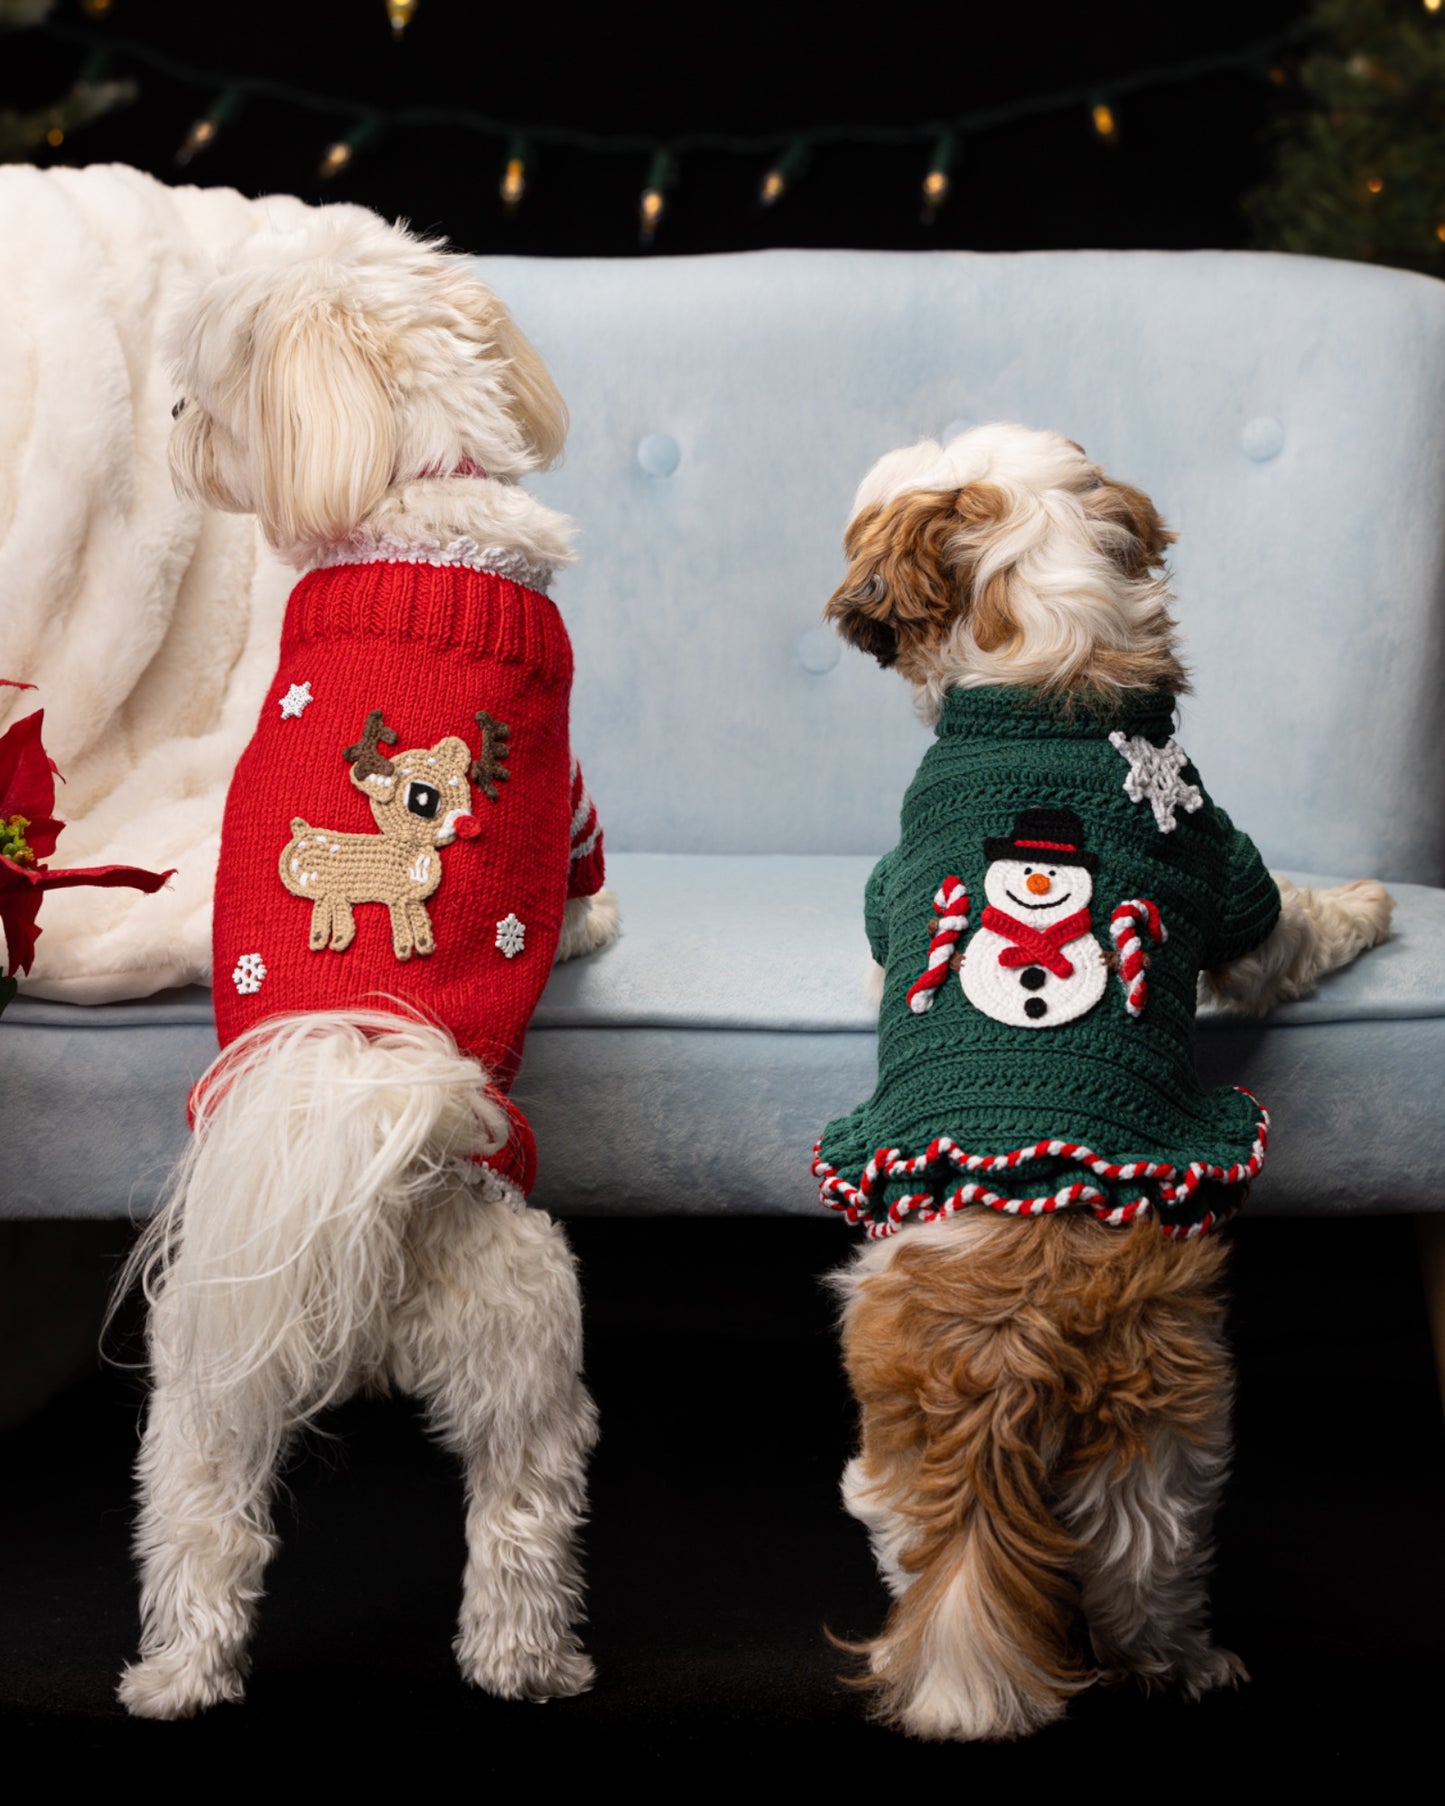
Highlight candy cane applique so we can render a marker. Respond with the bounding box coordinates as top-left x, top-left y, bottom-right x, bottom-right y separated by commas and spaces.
906, 876, 970, 1014
1110, 898, 1166, 1018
